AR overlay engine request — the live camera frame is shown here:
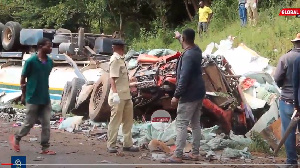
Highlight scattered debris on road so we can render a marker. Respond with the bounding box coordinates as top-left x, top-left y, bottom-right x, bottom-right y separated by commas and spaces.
29, 138, 38, 142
